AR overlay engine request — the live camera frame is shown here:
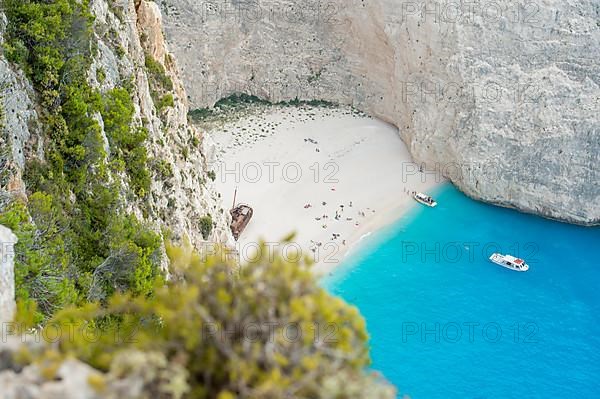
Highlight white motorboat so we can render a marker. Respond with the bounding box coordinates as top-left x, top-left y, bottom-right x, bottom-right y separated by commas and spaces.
413, 192, 437, 207
489, 253, 529, 272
